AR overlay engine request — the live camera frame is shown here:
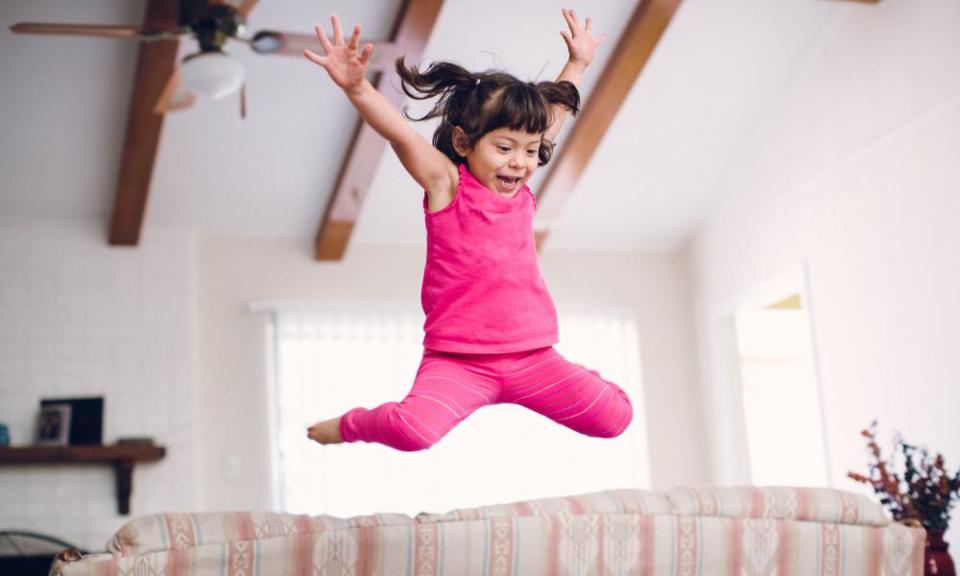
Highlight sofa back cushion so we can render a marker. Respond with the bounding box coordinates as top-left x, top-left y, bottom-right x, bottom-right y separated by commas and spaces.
667, 486, 888, 526
415, 489, 672, 524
